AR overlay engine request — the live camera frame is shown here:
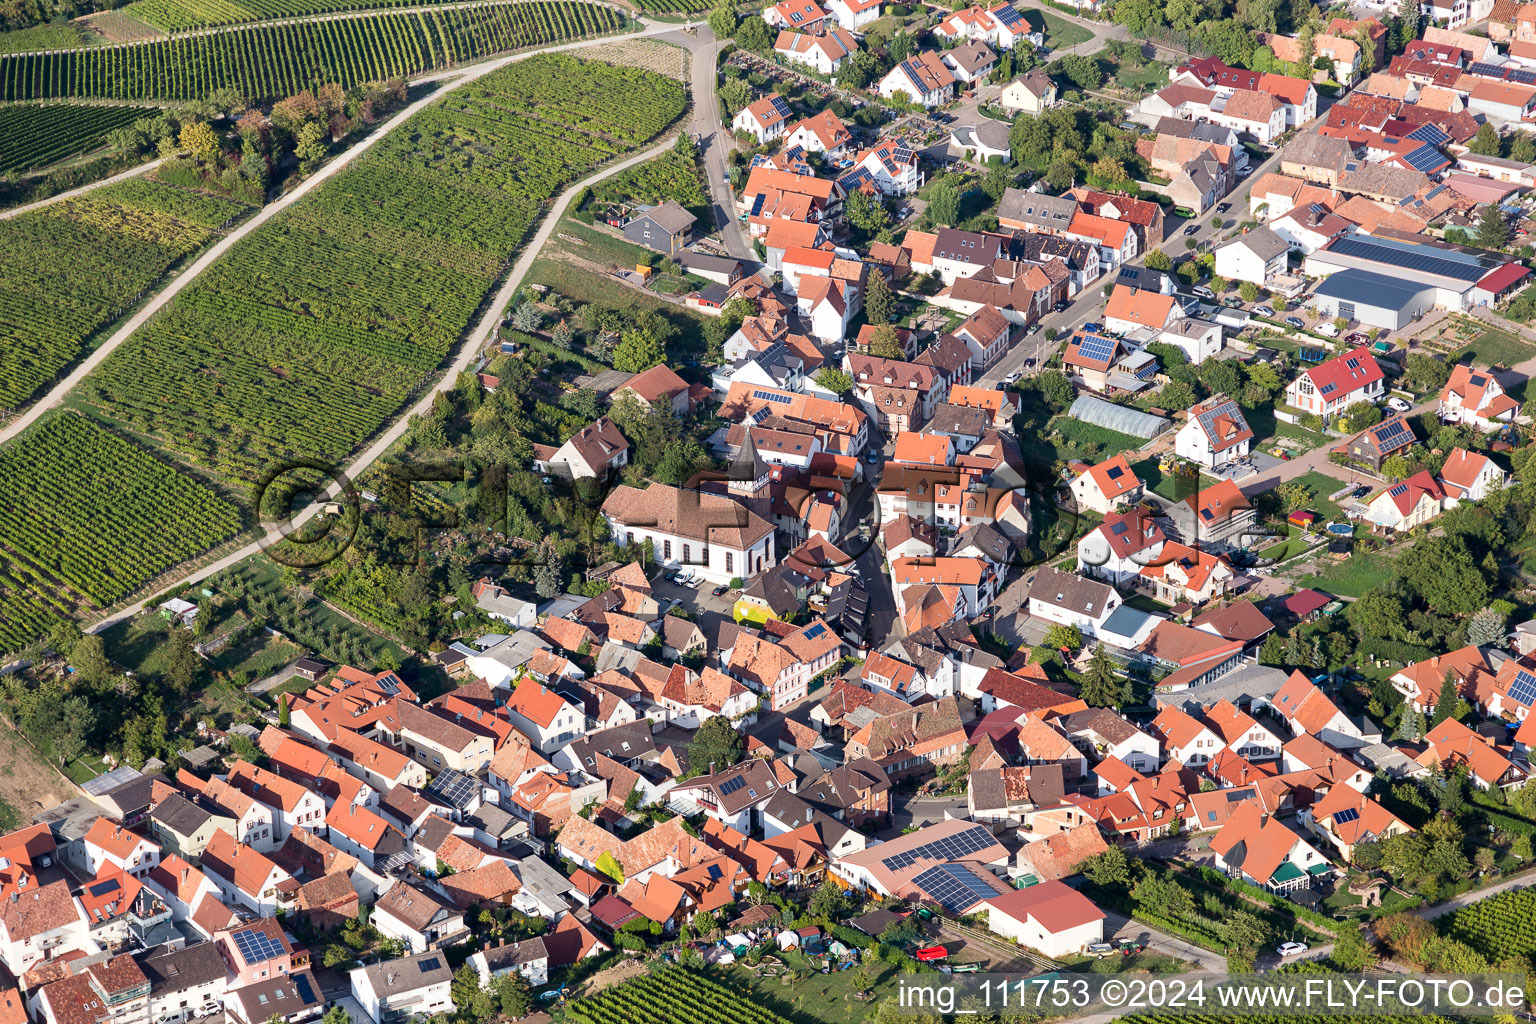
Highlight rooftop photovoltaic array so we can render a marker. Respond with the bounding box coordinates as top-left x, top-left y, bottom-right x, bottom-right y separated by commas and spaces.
993, 4, 1023, 27
1332, 807, 1360, 825
720, 775, 747, 795
1073, 335, 1117, 364
424, 769, 478, 809
1399, 144, 1447, 174
233, 926, 286, 965
1508, 669, 1536, 708
1406, 123, 1450, 146
880, 824, 997, 872
913, 862, 1002, 914
1328, 236, 1487, 283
